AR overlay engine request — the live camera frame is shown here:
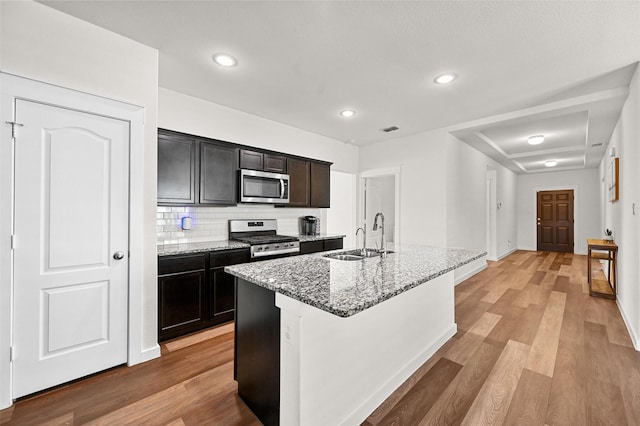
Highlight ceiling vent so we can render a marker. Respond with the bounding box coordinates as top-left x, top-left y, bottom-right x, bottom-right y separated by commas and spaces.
382, 126, 399, 133
591, 142, 604, 147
